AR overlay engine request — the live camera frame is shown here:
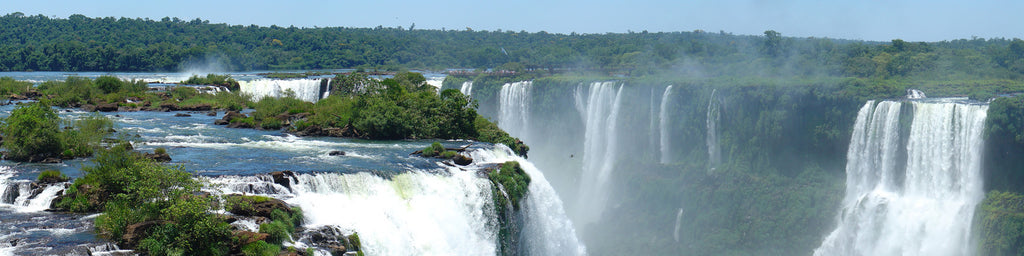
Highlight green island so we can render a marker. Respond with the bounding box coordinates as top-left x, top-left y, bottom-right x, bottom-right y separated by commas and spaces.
4, 12, 1024, 256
